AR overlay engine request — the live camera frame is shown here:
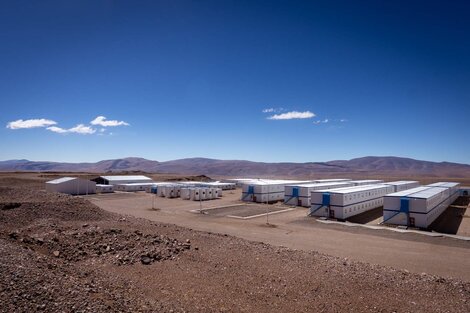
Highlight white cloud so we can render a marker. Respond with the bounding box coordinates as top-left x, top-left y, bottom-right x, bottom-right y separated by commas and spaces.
69, 124, 96, 134
267, 111, 315, 120
90, 116, 129, 127
340, 119, 348, 122
313, 118, 329, 125
46, 124, 96, 135
6, 118, 57, 129
262, 107, 284, 113
46, 126, 68, 133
